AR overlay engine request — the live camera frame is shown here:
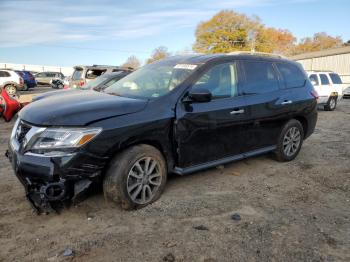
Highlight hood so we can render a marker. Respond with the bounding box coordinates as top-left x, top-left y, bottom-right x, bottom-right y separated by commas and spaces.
20, 90, 148, 126
33, 89, 81, 102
